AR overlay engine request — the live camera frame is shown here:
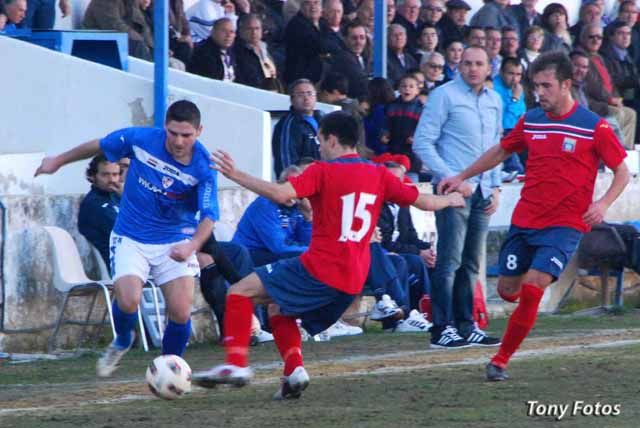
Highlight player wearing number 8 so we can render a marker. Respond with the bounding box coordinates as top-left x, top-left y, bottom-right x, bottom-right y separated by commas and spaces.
193, 111, 465, 399
438, 51, 630, 382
